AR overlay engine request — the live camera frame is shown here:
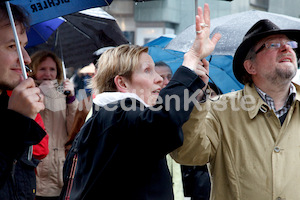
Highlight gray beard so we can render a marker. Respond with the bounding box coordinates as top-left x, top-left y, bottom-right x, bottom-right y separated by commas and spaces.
265, 67, 297, 84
